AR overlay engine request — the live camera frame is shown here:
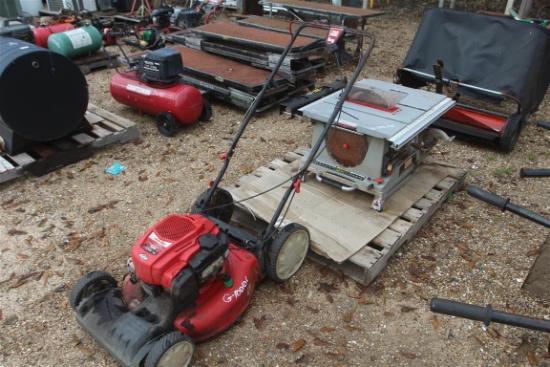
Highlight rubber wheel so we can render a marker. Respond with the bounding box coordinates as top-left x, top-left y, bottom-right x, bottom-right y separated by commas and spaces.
199, 98, 212, 122
145, 332, 195, 367
190, 187, 234, 223
69, 271, 117, 311
266, 223, 310, 282
500, 114, 523, 152
156, 112, 179, 137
